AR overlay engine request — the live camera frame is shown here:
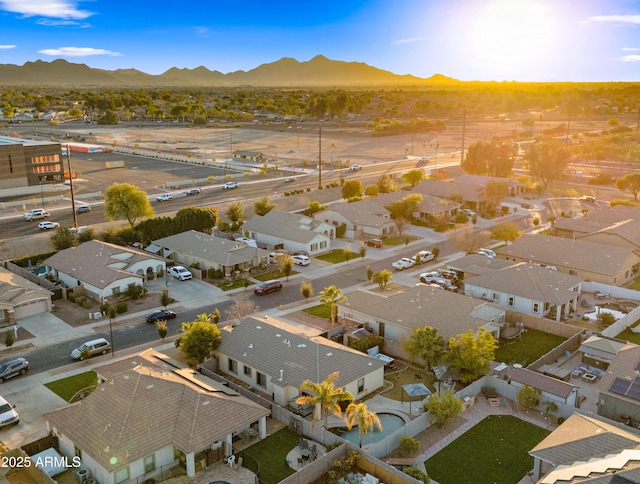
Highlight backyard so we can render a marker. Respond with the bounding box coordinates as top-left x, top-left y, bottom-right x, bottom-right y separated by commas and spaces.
494, 328, 567, 366
237, 427, 298, 484
382, 365, 435, 401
